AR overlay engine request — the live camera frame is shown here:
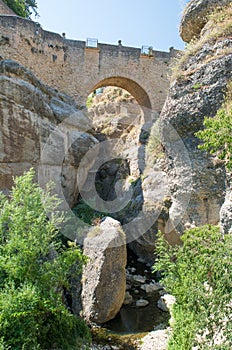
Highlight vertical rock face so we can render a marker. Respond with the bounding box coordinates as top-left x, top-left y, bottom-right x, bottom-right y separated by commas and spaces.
180, 0, 232, 43
0, 59, 98, 208
160, 0, 232, 235
81, 217, 127, 324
